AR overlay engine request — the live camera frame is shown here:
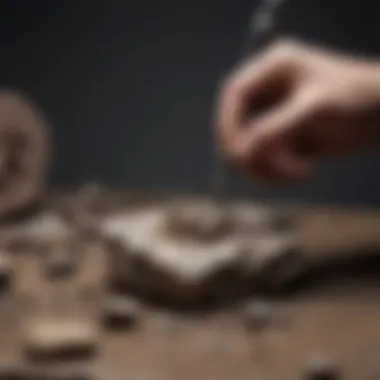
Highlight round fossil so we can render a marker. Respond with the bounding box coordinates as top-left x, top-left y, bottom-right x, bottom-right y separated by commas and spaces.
0, 89, 51, 220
